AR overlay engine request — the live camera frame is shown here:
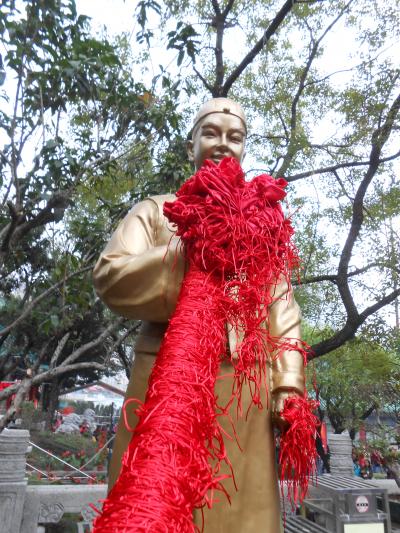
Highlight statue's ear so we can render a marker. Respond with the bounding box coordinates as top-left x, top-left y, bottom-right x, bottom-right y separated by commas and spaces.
186, 139, 194, 162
